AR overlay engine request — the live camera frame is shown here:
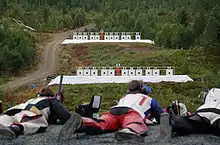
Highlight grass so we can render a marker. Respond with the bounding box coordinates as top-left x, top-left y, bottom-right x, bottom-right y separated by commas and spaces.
0, 77, 11, 86
58, 82, 207, 114
0, 85, 42, 110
